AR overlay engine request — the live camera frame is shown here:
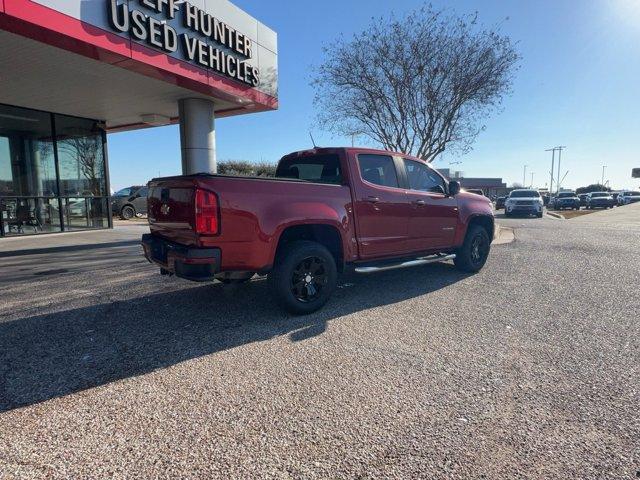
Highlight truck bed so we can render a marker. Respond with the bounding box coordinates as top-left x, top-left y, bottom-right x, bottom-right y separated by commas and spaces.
147, 173, 355, 272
